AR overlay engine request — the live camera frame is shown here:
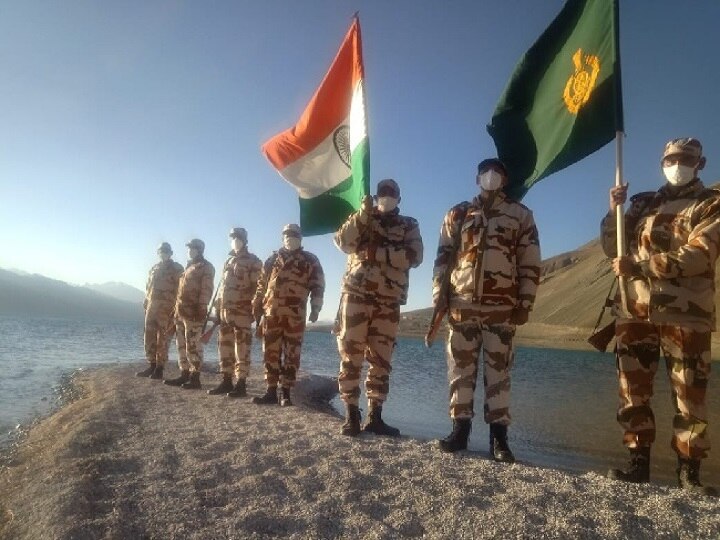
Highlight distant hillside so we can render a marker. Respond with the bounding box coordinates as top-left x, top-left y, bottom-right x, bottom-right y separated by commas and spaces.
0, 270, 142, 321
85, 281, 145, 304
